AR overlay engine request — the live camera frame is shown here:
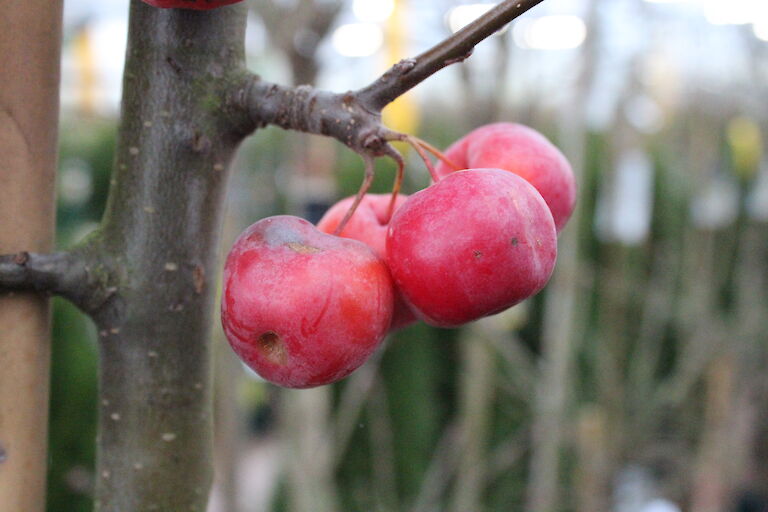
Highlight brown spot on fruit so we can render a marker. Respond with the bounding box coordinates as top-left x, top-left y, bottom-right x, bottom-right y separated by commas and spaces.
287, 242, 322, 254
257, 331, 287, 365
473, 250, 483, 259
511, 238, 519, 246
